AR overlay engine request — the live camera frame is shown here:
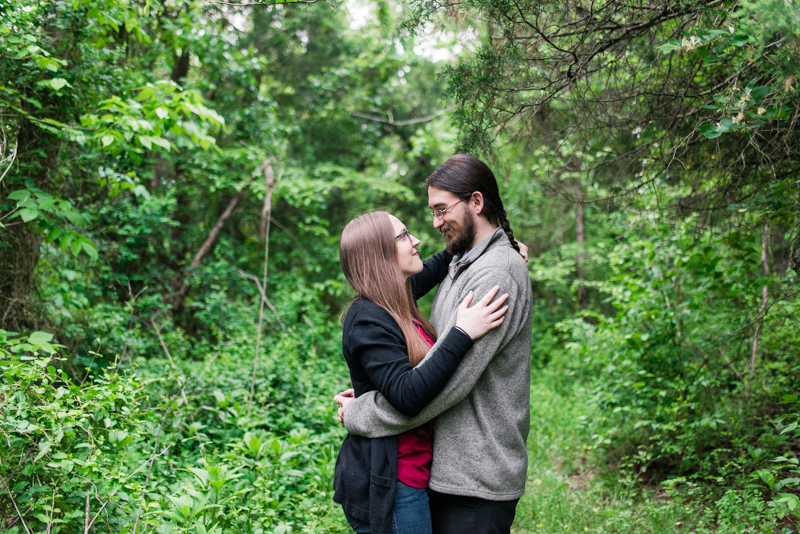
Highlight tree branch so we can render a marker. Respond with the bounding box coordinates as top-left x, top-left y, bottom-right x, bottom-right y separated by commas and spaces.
348, 107, 453, 126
